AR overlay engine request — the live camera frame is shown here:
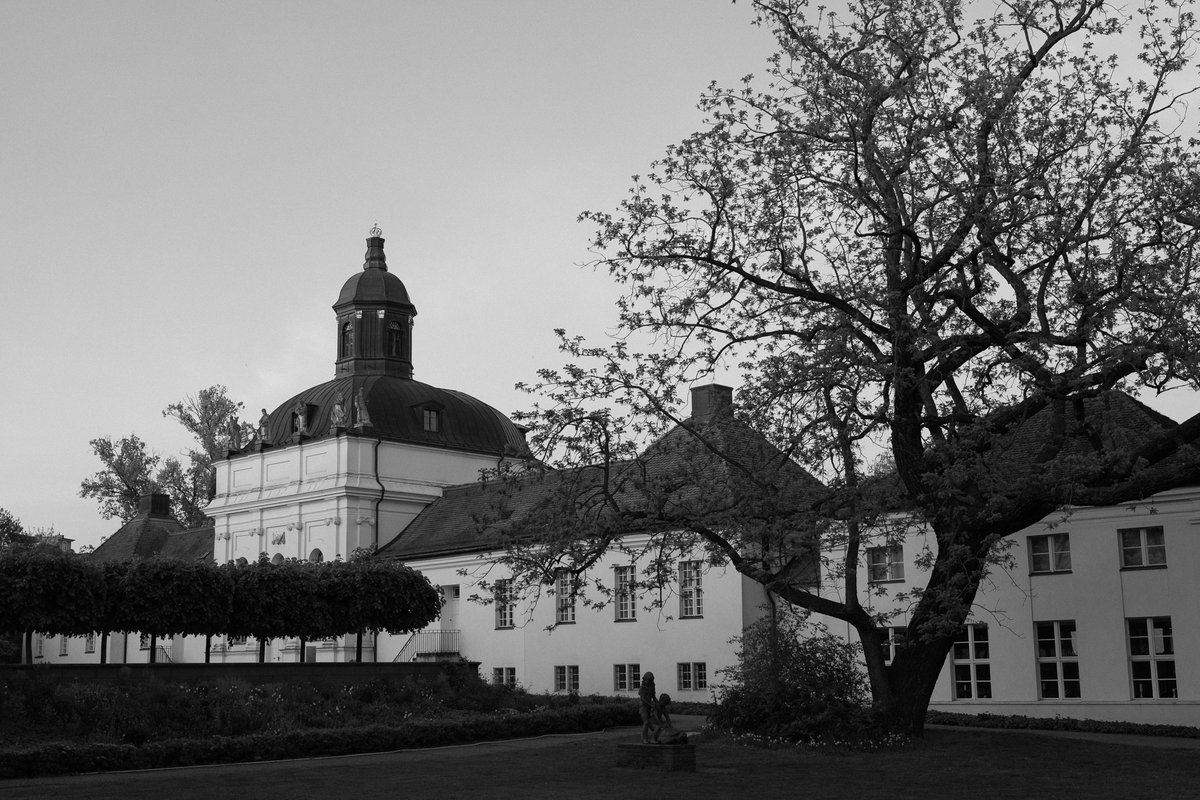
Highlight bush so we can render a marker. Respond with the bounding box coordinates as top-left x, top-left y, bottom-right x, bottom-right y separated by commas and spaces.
711, 612, 876, 744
